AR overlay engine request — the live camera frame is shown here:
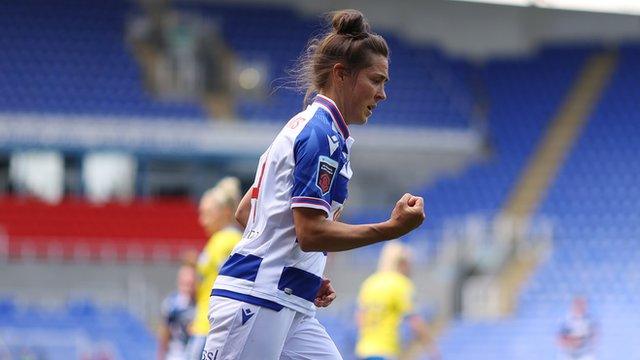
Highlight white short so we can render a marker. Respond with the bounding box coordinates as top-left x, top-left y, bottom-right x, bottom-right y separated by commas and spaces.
201, 296, 342, 360
186, 335, 207, 360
